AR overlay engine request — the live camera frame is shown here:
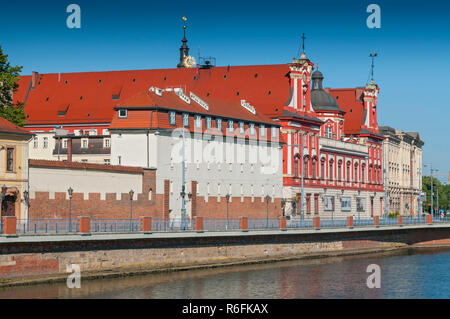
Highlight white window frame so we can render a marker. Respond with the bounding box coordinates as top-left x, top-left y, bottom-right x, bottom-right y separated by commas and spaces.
43, 137, 48, 149
104, 138, 111, 148
118, 109, 128, 118
239, 122, 245, 134
206, 116, 212, 129
169, 111, 176, 125
81, 138, 88, 149
216, 118, 222, 131
195, 115, 202, 129
183, 113, 189, 127
260, 124, 265, 137
228, 120, 234, 132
